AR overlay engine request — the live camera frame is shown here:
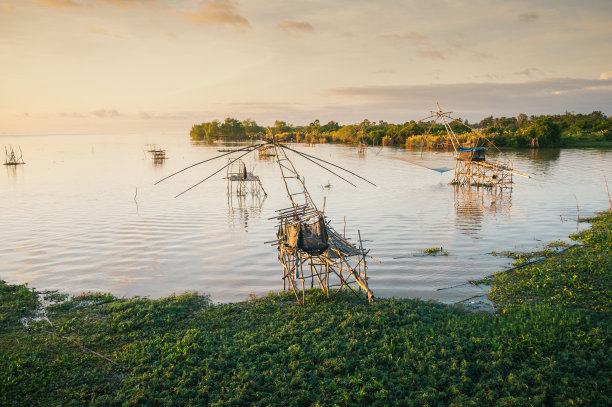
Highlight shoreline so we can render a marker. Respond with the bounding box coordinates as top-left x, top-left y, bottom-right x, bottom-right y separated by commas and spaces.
1, 212, 610, 405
